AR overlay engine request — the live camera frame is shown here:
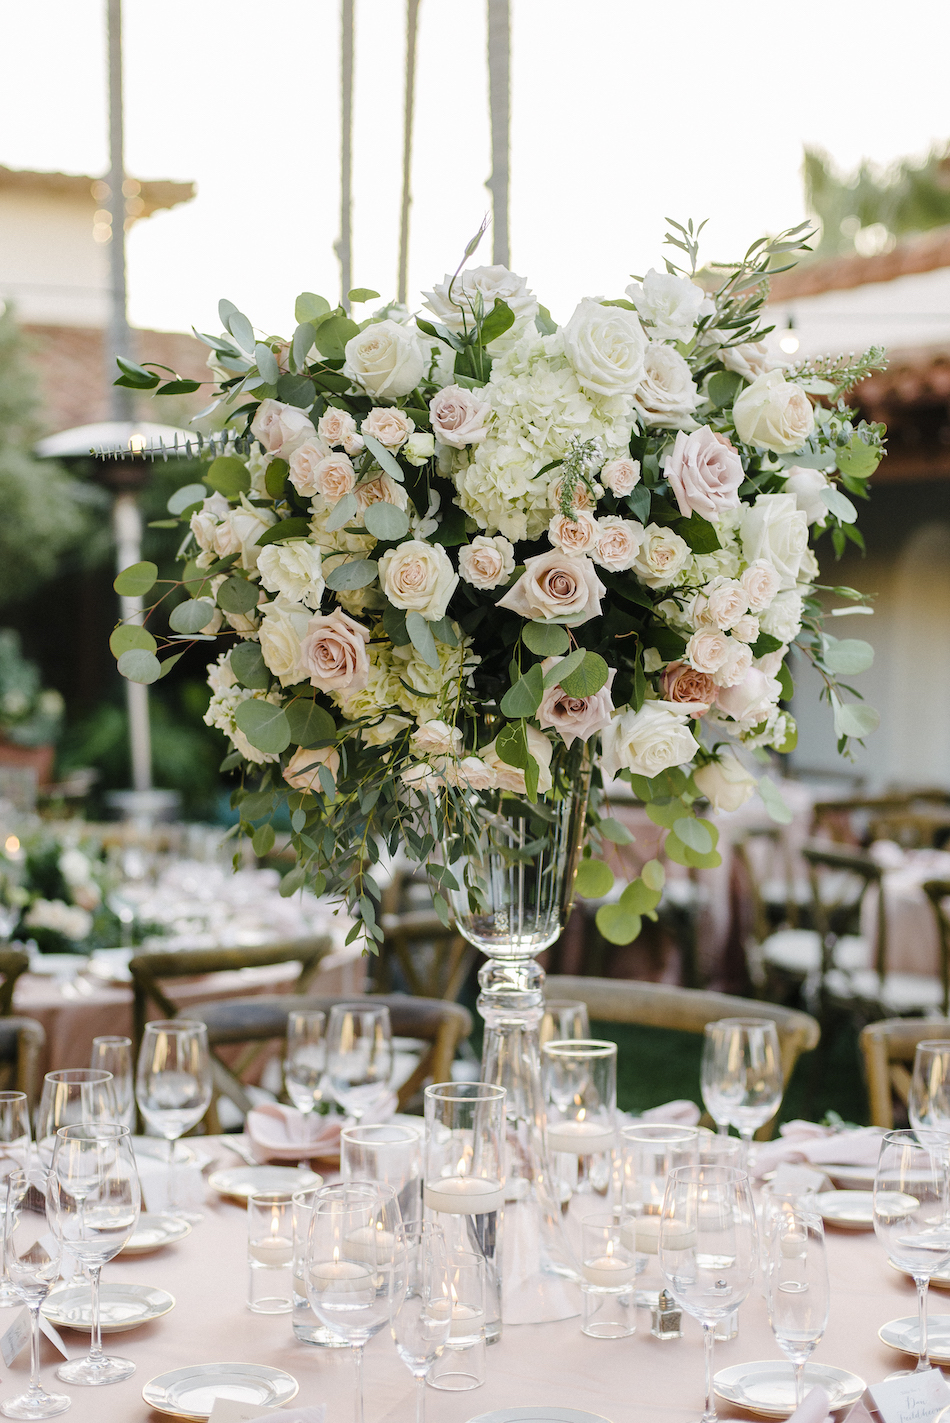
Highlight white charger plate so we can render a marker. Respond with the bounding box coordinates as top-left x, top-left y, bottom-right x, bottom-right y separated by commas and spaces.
467, 1411, 612, 1423
142, 1362, 298, 1420
207, 1164, 322, 1201
821, 1163, 877, 1189
120, 1212, 192, 1255
43, 1282, 174, 1332
714, 1361, 865, 1417
815, 1189, 875, 1229
132, 1136, 212, 1170
890, 1259, 950, 1290
880, 1315, 950, 1361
